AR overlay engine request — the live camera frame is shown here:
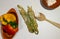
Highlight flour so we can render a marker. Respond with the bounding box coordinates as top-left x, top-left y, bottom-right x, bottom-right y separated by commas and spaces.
47, 0, 56, 6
